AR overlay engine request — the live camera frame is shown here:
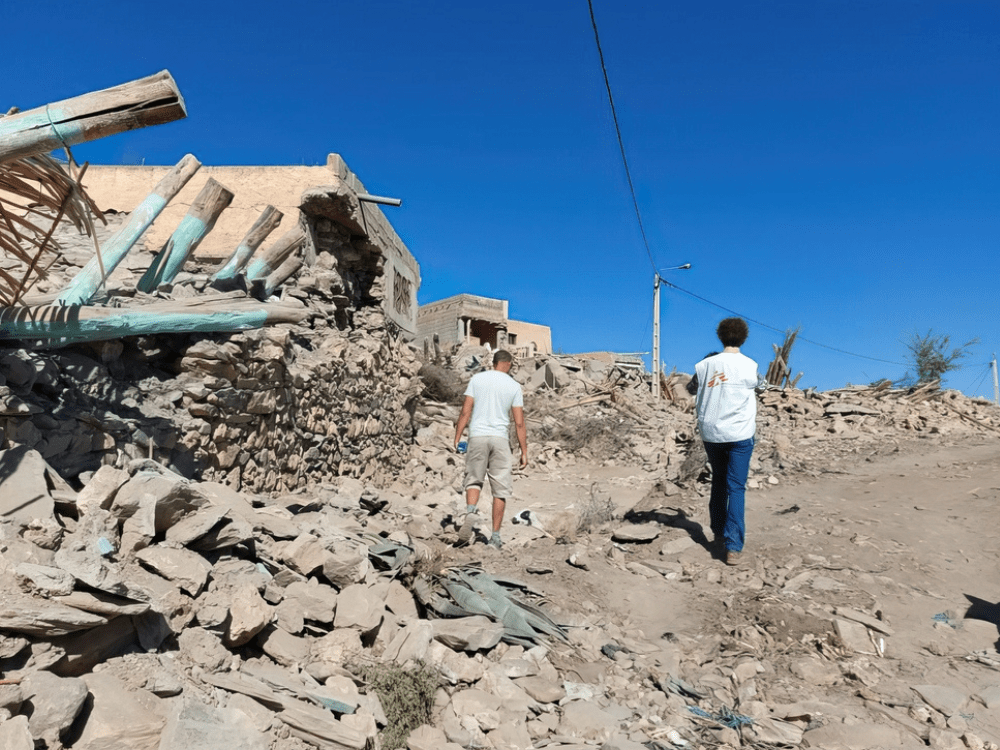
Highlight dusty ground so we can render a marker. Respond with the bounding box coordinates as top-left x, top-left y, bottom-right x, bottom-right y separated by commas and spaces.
437, 432, 1000, 746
